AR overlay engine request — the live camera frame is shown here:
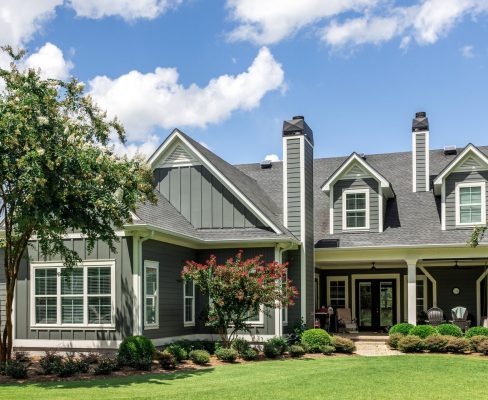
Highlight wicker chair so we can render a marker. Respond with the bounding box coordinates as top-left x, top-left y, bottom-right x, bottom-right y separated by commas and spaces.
450, 306, 471, 331
336, 308, 358, 333
426, 307, 445, 326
